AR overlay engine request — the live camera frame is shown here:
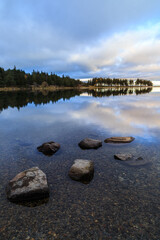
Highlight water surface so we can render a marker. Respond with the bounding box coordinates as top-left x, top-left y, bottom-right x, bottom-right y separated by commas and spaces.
0, 88, 159, 239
